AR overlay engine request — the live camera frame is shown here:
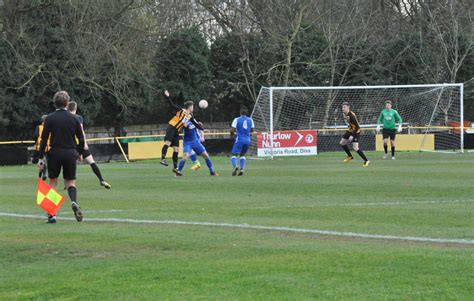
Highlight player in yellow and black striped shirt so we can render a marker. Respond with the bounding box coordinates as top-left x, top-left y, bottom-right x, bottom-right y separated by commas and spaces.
160, 90, 204, 170
32, 115, 50, 179
339, 102, 370, 167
